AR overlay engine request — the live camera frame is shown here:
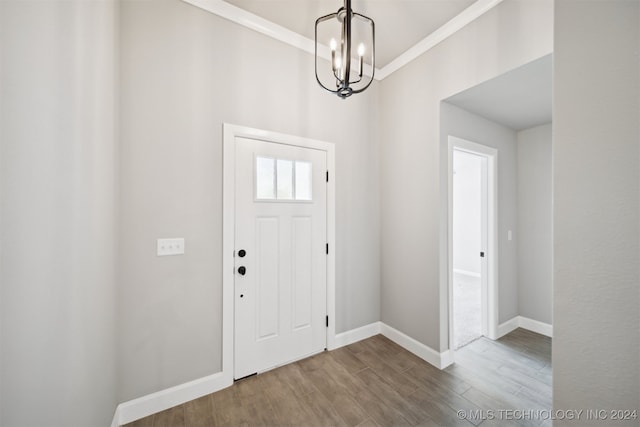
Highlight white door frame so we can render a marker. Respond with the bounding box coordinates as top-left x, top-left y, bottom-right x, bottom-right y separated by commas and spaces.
447, 135, 499, 357
222, 123, 336, 384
